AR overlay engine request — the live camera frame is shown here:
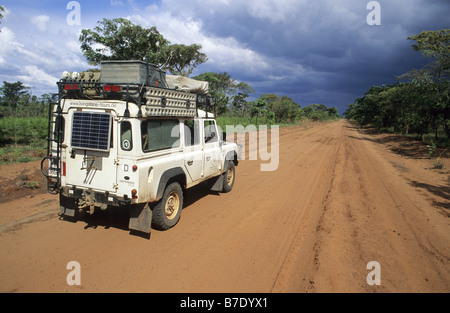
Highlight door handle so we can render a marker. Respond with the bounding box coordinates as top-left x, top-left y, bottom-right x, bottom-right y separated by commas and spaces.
187, 160, 193, 166
206, 156, 211, 161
